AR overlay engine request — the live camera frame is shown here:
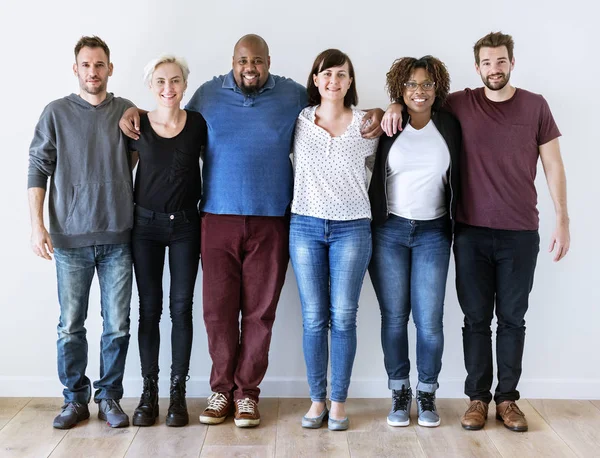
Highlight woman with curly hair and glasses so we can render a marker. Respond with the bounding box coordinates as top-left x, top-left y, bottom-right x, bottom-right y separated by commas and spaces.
368, 56, 461, 428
